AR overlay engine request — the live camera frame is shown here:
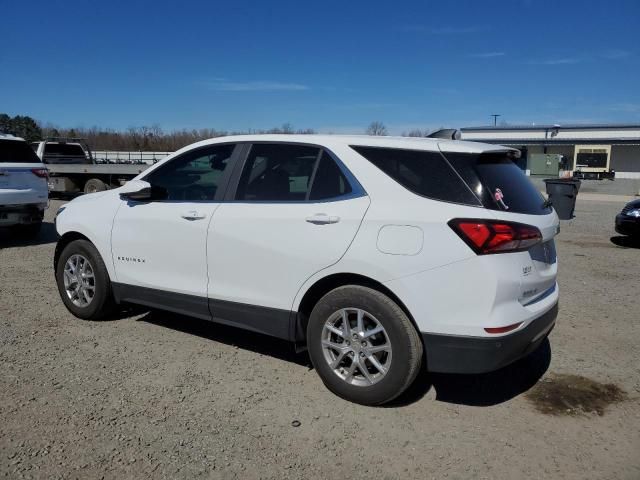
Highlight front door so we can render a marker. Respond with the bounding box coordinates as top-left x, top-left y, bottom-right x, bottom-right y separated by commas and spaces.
111, 143, 239, 318
207, 143, 370, 338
